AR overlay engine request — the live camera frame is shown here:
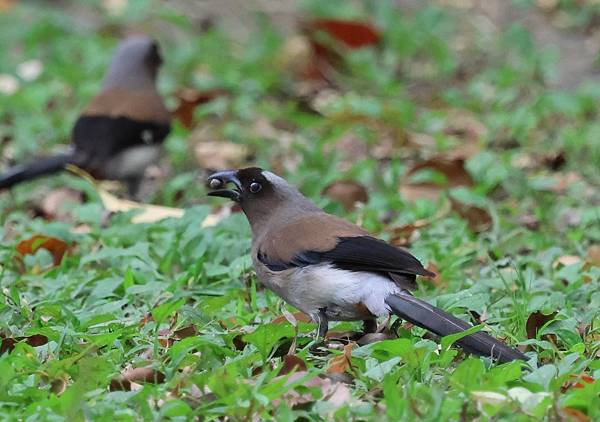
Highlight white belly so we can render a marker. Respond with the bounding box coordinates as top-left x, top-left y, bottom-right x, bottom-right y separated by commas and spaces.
105, 145, 161, 179
256, 262, 401, 322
